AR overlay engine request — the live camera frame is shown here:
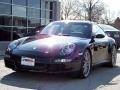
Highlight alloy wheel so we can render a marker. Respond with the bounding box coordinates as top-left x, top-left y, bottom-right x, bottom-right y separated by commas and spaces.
82, 50, 91, 77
